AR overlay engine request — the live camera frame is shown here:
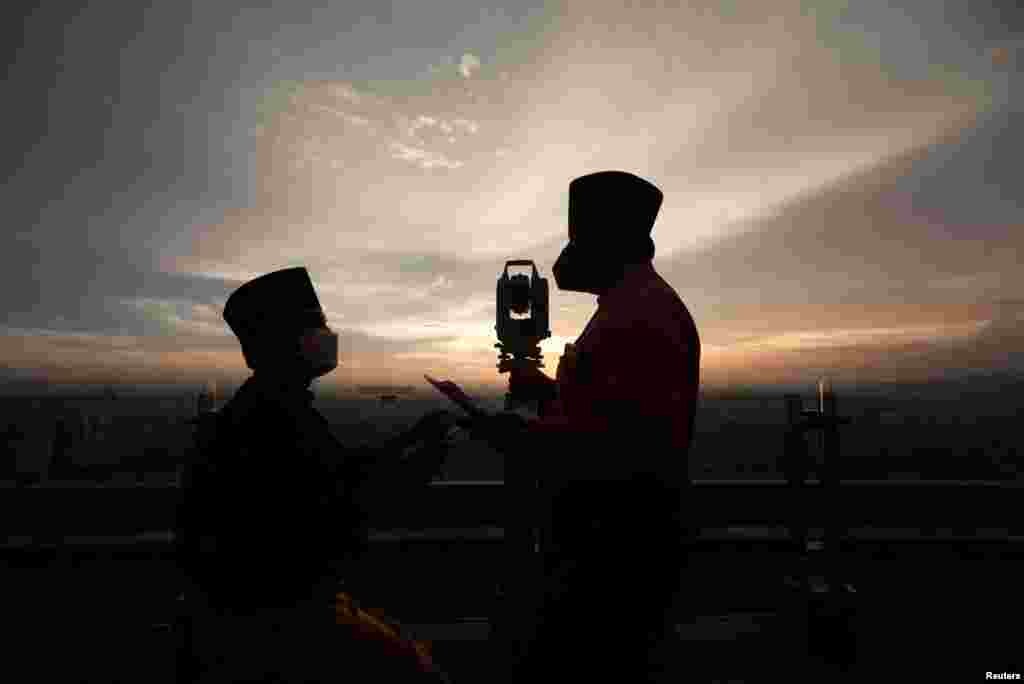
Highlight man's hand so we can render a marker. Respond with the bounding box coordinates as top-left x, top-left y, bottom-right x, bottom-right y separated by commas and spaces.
456, 411, 529, 452
507, 363, 556, 403
405, 409, 460, 445
353, 409, 459, 493
394, 409, 459, 464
